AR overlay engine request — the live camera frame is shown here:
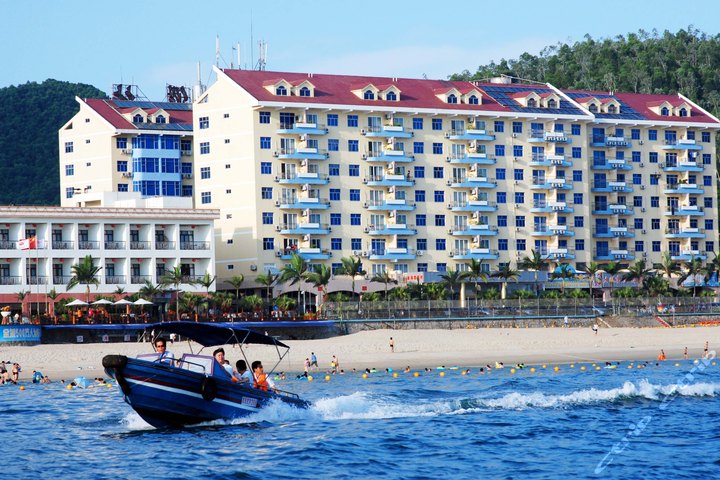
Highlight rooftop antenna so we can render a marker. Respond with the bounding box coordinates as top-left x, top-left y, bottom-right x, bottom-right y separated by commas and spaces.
232, 42, 241, 70
256, 40, 267, 71
215, 35, 220, 68
250, 11, 254, 71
